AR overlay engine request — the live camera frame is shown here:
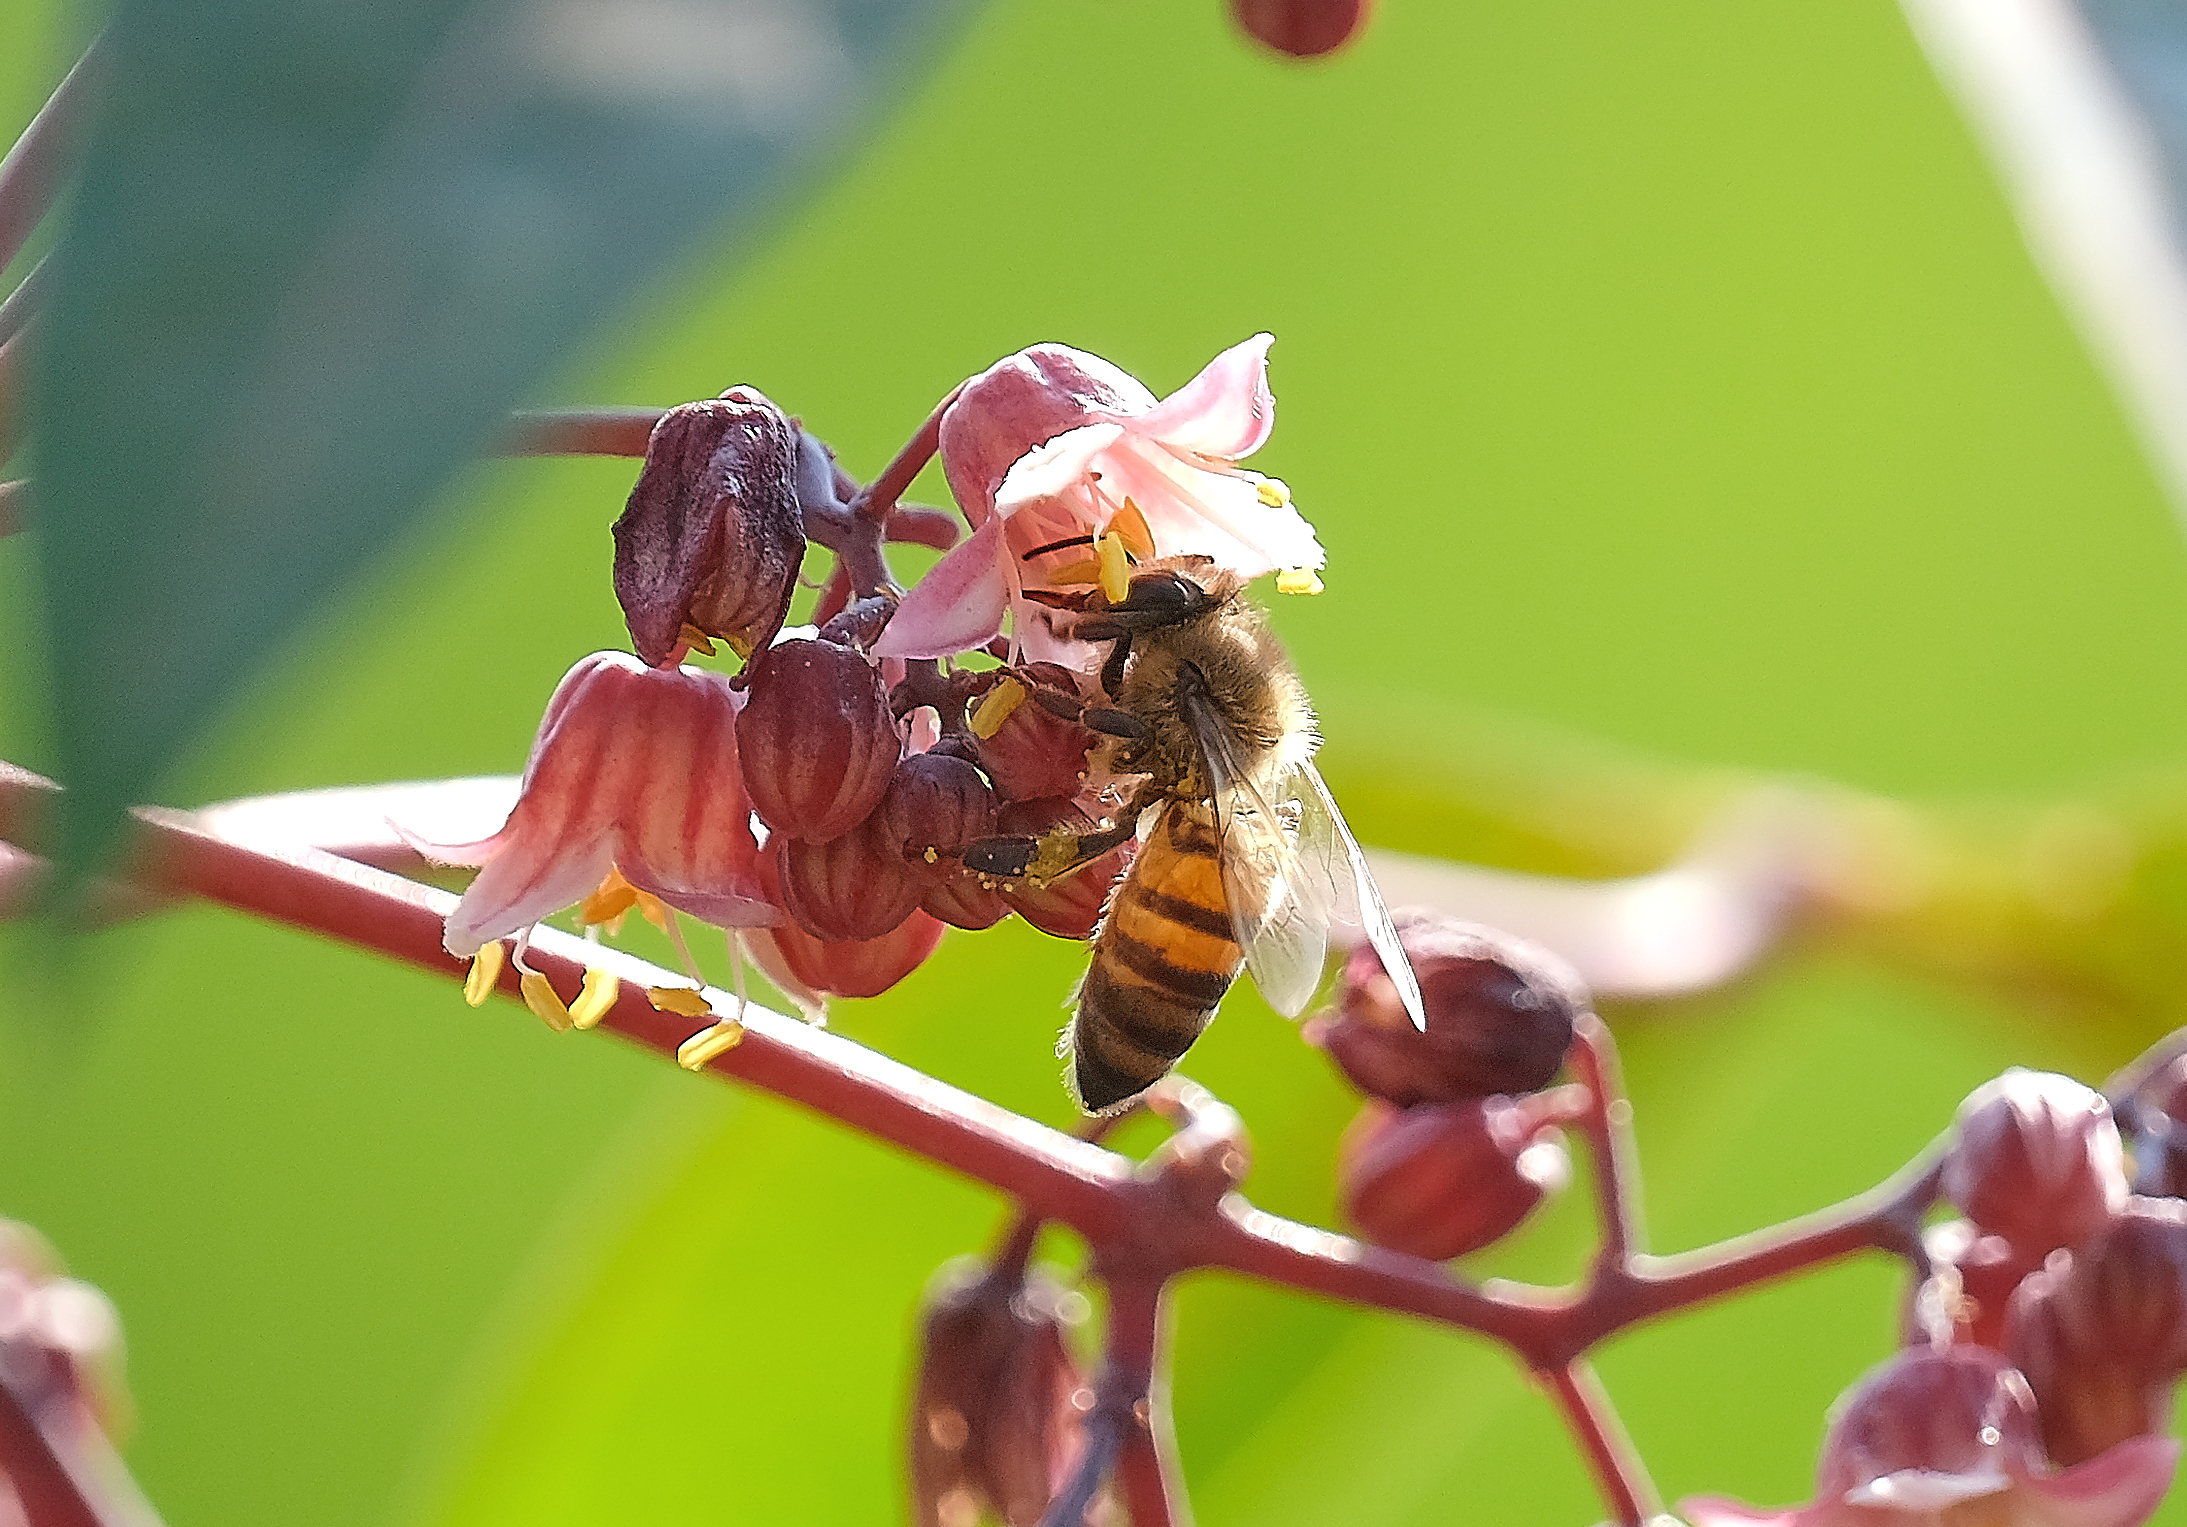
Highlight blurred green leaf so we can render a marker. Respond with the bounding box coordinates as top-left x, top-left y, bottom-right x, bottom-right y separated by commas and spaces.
30, 0, 968, 866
